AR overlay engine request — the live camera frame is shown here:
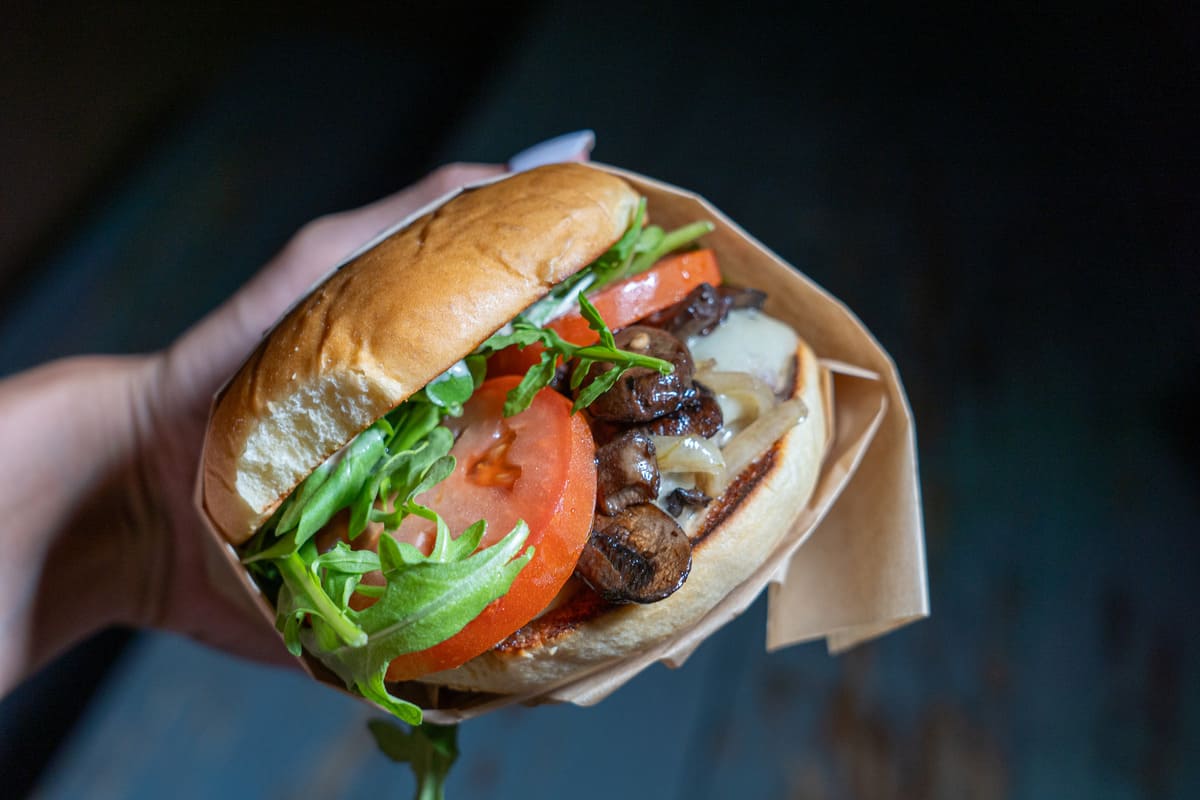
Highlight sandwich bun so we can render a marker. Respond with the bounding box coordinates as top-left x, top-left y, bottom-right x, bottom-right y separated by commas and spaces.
202, 164, 640, 545
200, 161, 831, 701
